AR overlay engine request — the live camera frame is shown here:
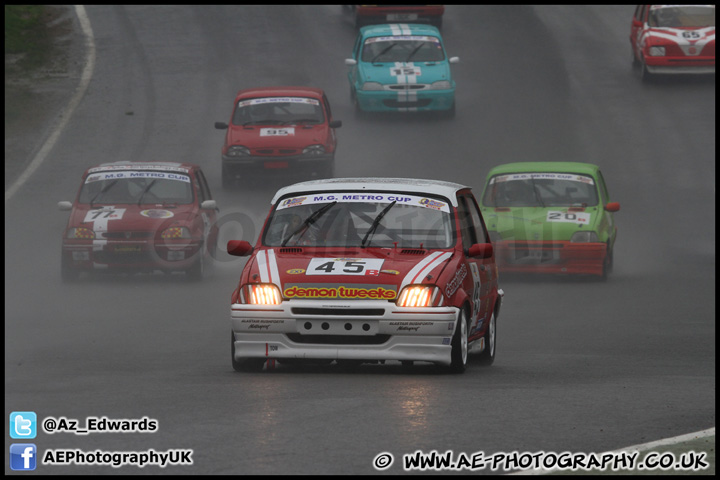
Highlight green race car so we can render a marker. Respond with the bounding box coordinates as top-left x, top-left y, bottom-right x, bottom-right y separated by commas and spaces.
479, 162, 620, 279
